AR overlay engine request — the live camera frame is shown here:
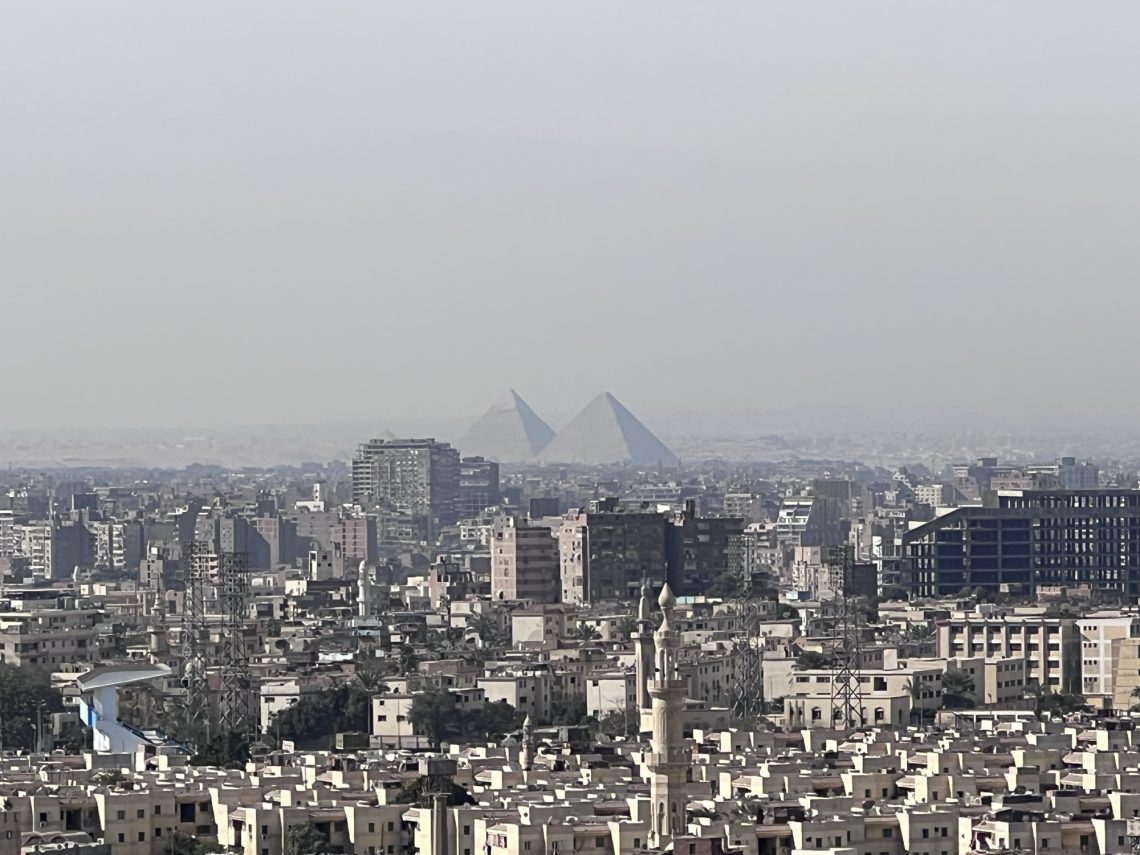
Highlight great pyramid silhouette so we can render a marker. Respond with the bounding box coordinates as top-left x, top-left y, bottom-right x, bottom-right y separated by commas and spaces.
538, 392, 678, 467
457, 390, 556, 461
